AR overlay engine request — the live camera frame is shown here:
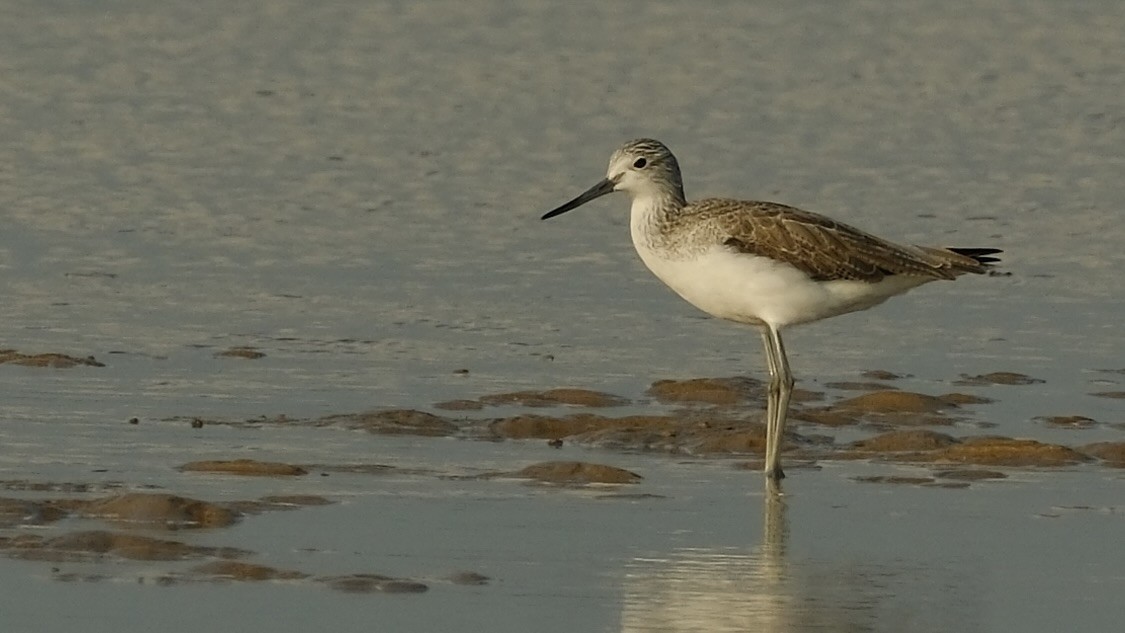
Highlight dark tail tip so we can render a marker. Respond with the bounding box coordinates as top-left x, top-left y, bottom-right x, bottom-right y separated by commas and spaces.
949, 247, 1003, 265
